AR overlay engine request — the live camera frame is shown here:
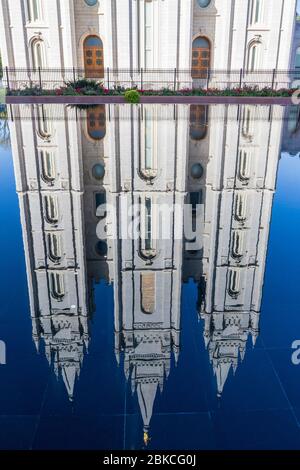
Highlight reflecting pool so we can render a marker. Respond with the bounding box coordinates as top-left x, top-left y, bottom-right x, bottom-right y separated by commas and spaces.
0, 103, 299, 450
